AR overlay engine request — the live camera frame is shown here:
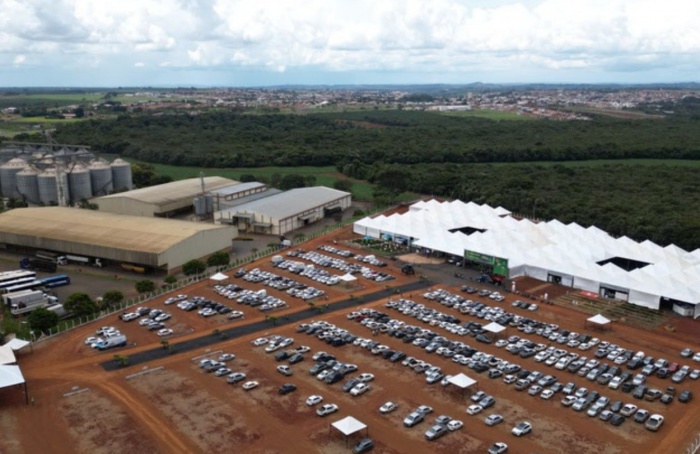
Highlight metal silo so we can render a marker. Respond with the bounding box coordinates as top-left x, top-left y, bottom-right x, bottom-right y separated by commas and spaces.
88, 159, 113, 196
67, 162, 93, 204
193, 196, 207, 217
15, 166, 40, 205
205, 195, 214, 214
111, 158, 133, 191
38, 168, 59, 205
0, 158, 27, 198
